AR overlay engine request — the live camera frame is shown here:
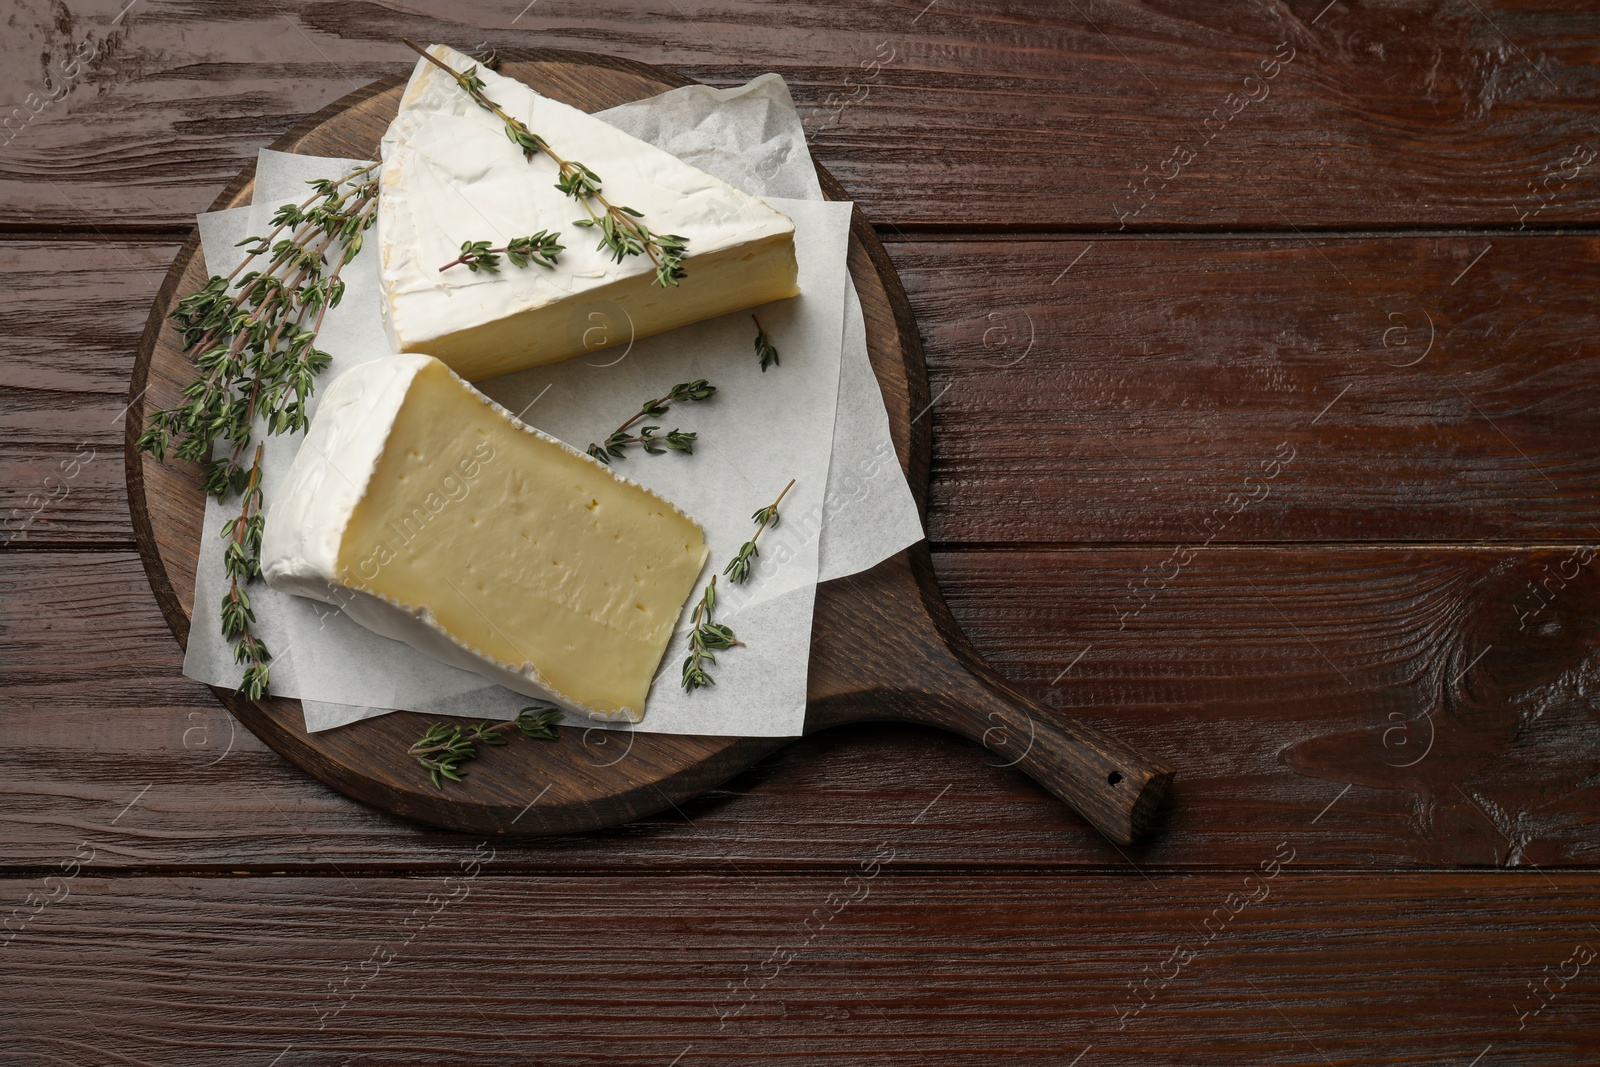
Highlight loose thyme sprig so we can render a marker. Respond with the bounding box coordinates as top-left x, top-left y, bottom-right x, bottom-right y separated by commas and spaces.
439, 231, 564, 273
724, 478, 794, 584
409, 704, 562, 788
681, 576, 739, 691
752, 315, 780, 372
137, 162, 380, 701
586, 379, 716, 464
682, 479, 795, 692
402, 40, 690, 287
218, 443, 270, 698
